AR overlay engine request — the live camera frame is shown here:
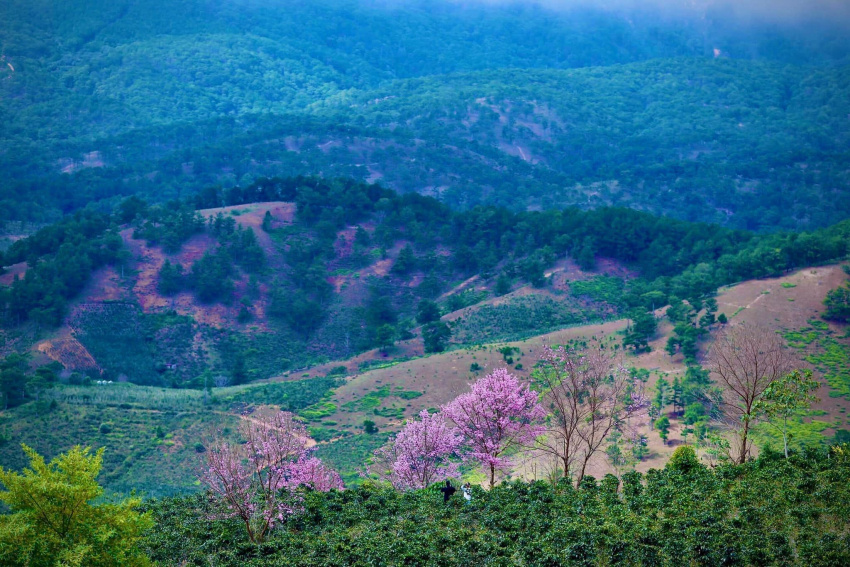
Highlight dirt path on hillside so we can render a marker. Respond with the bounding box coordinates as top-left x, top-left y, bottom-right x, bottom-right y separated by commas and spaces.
439, 275, 479, 300
211, 409, 317, 449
